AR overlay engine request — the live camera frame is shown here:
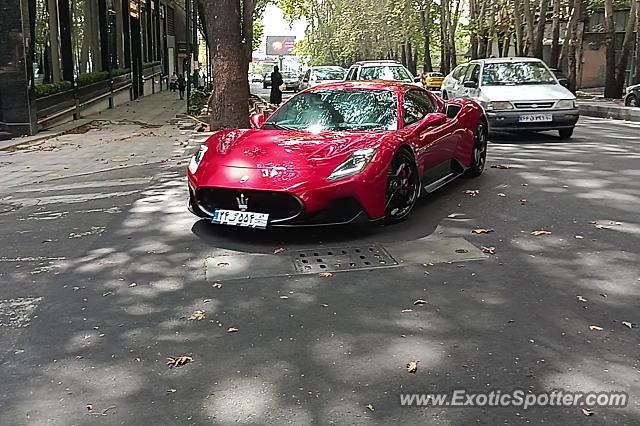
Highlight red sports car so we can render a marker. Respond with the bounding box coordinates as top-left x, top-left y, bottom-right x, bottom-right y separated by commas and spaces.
187, 81, 487, 228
